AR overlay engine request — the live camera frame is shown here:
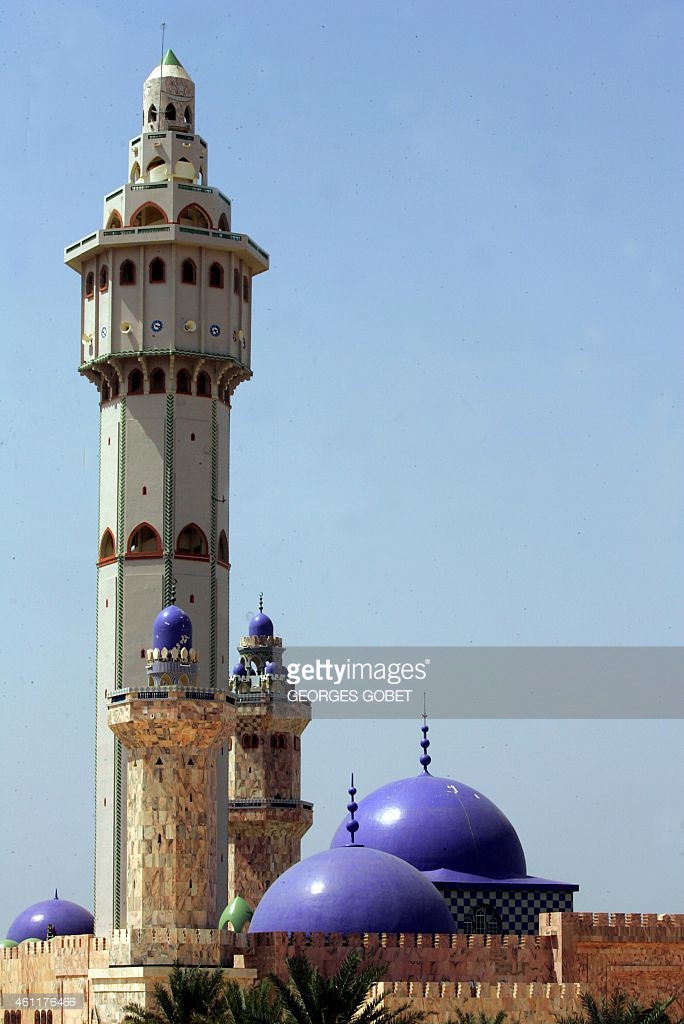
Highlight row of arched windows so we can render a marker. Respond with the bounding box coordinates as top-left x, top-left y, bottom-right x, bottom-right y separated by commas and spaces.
105, 202, 228, 232
239, 733, 290, 751
85, 259, 240, 295
147, 102, 192, 124
4, 1012, 21, 1024
100, 369, 236, 403
34, 1012, 53, 1024
99, 524, 228, 564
